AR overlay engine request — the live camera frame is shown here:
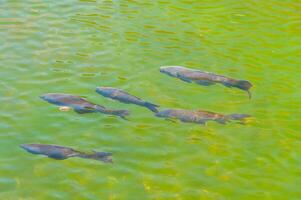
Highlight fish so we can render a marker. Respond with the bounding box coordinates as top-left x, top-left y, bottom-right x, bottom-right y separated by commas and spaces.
20, 144, 113, 163
160, 66, 253, 99
95, 87, 159, 113
155, 109, 251, 125
40, 93, 129, 119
